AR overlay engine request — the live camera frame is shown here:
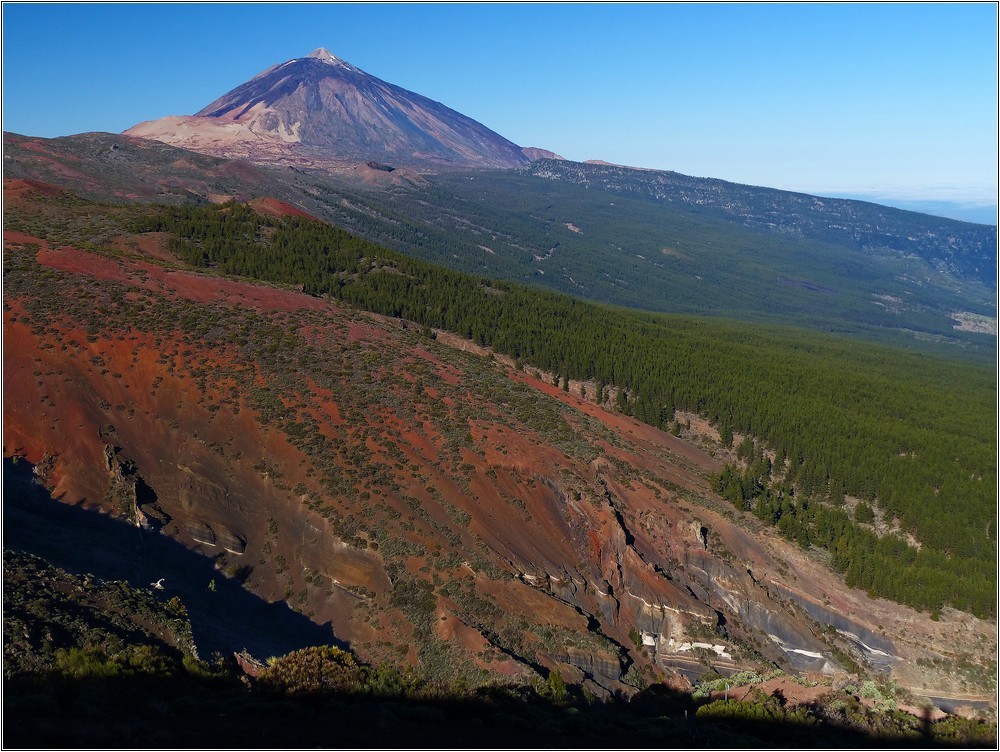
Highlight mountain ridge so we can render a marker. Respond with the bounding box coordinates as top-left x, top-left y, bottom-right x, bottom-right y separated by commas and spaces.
4, 131, 994, 355
522, 158, 998, 285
